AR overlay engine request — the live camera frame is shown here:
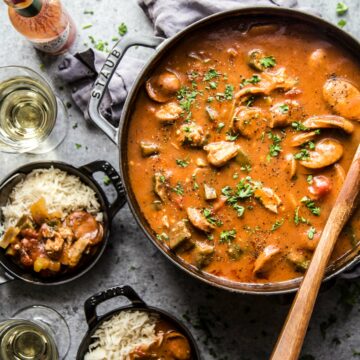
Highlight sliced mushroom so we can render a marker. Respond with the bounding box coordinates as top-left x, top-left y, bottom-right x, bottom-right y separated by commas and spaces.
302, 115, 354, 134
232, 106, 265, 138
203, 141, 240, 167
204, 184, 217, 200
254, 245, 281, 277
193, 241, 215, 268
140, 141, 159, 157
269, 100, 302, 128
153, 171, 170, 202
146, 72, 181, 103
168, 220, 192, 250
299, 138, 343, 169
186, 207, 215, 233
254, 187, 282, 213
155, 102, 183, 123
177, 122, 206, 147
285, 153, 297, 179
323, 78, 360, 120
289, 131, 318, 147
308, 48, 327, 69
